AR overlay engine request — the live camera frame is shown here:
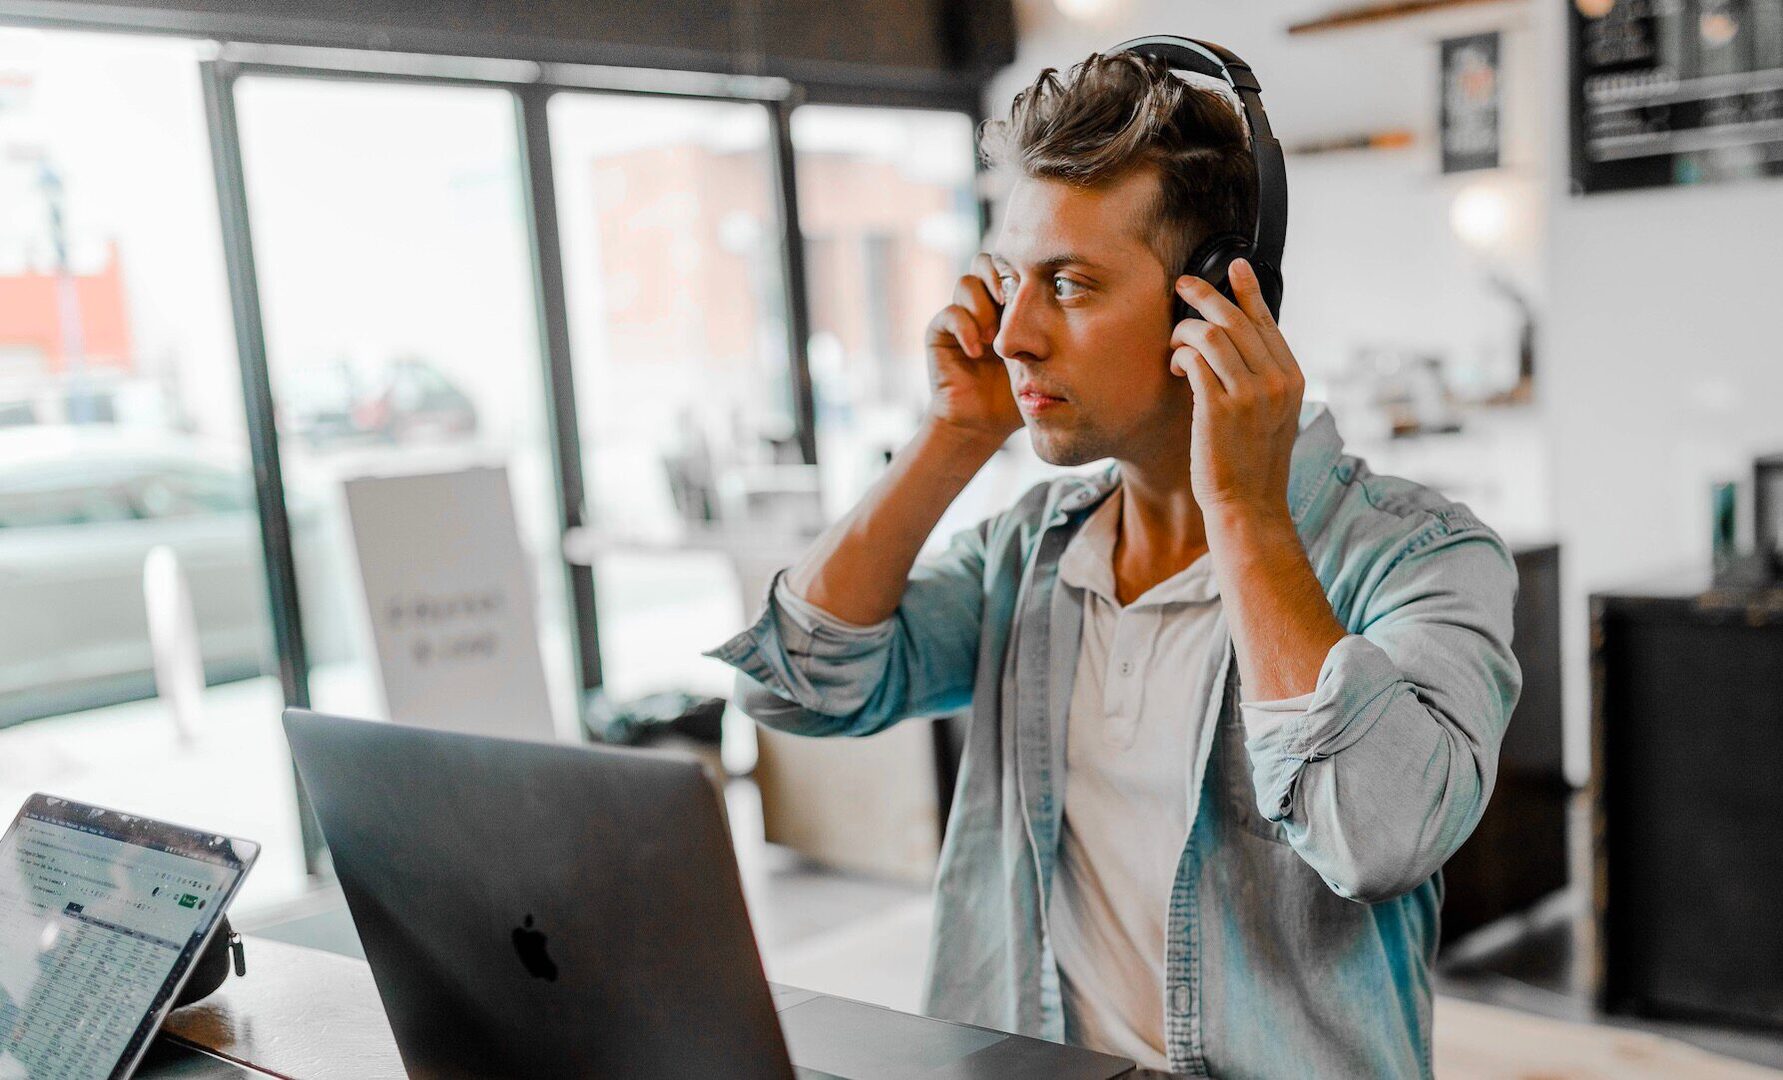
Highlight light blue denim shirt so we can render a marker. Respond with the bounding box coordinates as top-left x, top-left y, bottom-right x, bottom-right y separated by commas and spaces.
707, 402, 1522, 1078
